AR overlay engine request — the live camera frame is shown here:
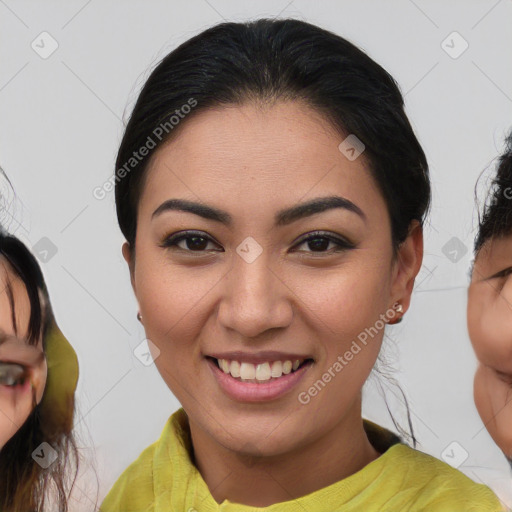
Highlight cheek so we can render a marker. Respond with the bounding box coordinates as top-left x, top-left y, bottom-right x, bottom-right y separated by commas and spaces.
467, 288, 484, 351
301, 262, 390, 340
468, 285, 512, 366
292, 271, 388, 439
474, 367, 512, 456
135, 260, 216, 366
292, 264, 389, 396
0, 384, 34, 446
